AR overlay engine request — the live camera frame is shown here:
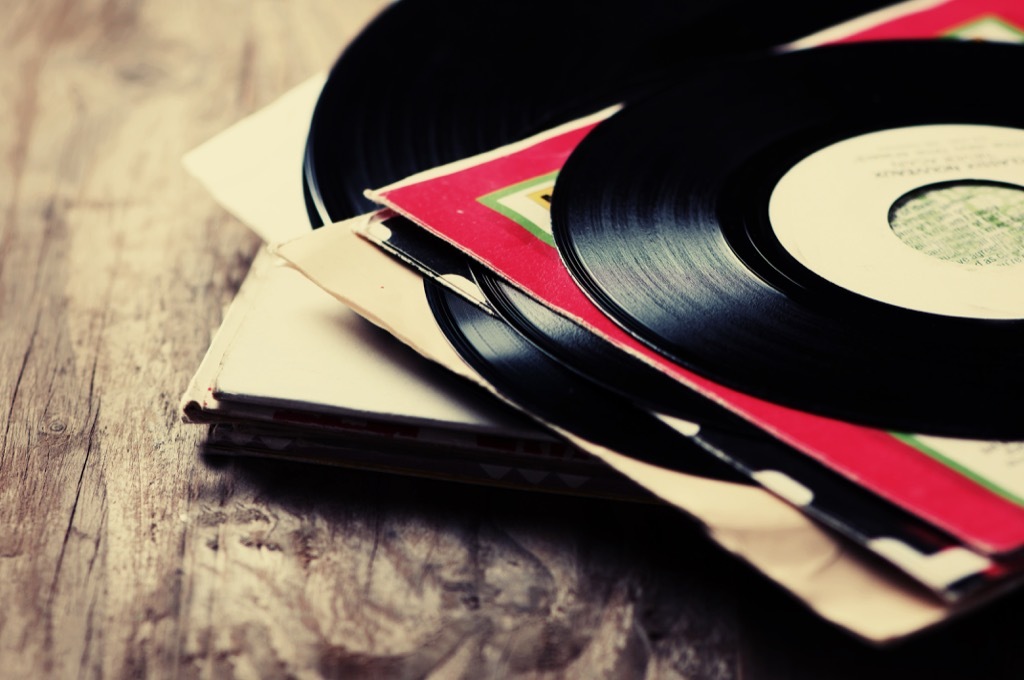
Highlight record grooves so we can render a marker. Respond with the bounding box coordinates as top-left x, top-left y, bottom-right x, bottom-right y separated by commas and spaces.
424, 278, 744, 483
472, 267, 740, 428
552, 40, 1024, 438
